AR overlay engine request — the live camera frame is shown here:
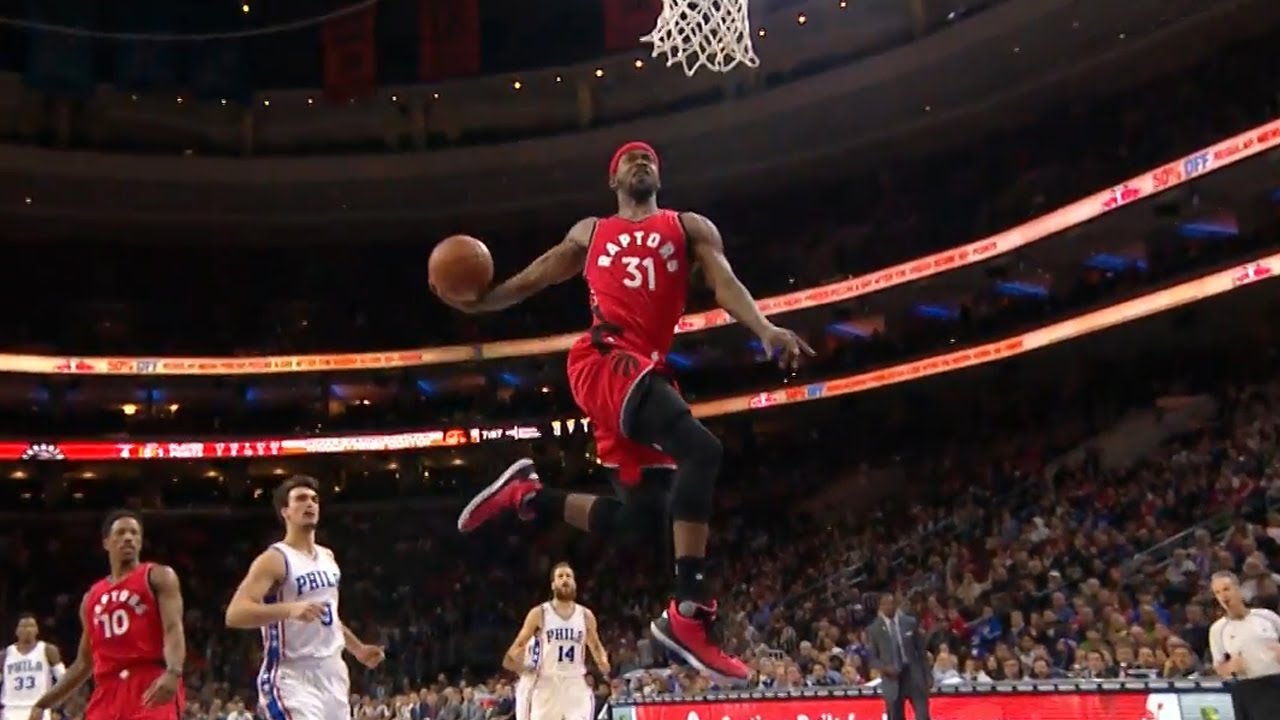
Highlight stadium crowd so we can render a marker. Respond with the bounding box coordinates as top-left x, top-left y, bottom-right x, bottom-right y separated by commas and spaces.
3, 329, 1276, 720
